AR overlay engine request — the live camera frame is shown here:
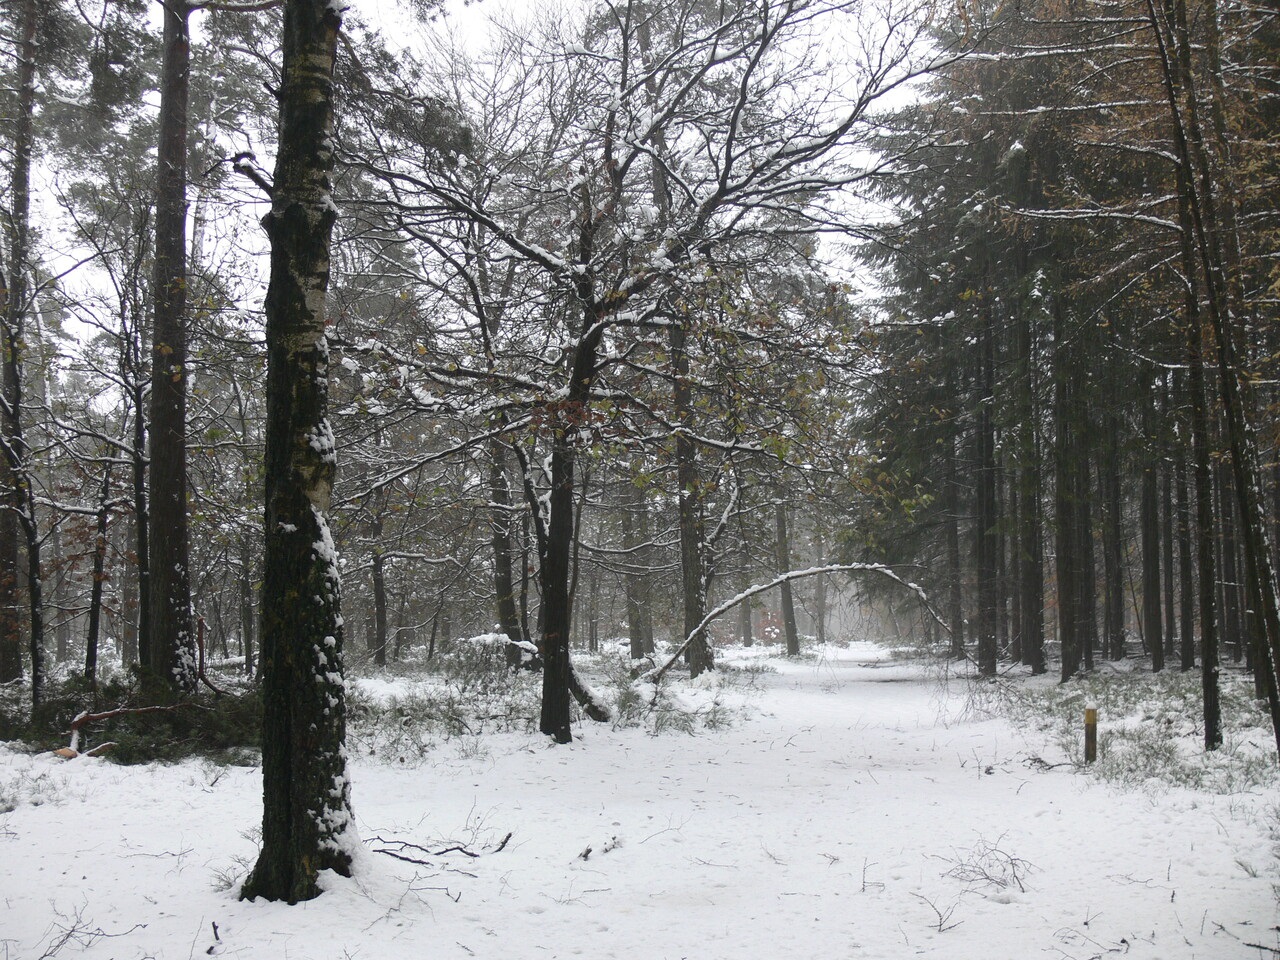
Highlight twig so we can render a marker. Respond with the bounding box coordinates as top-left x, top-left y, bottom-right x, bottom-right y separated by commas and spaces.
366, 831, 512, 864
